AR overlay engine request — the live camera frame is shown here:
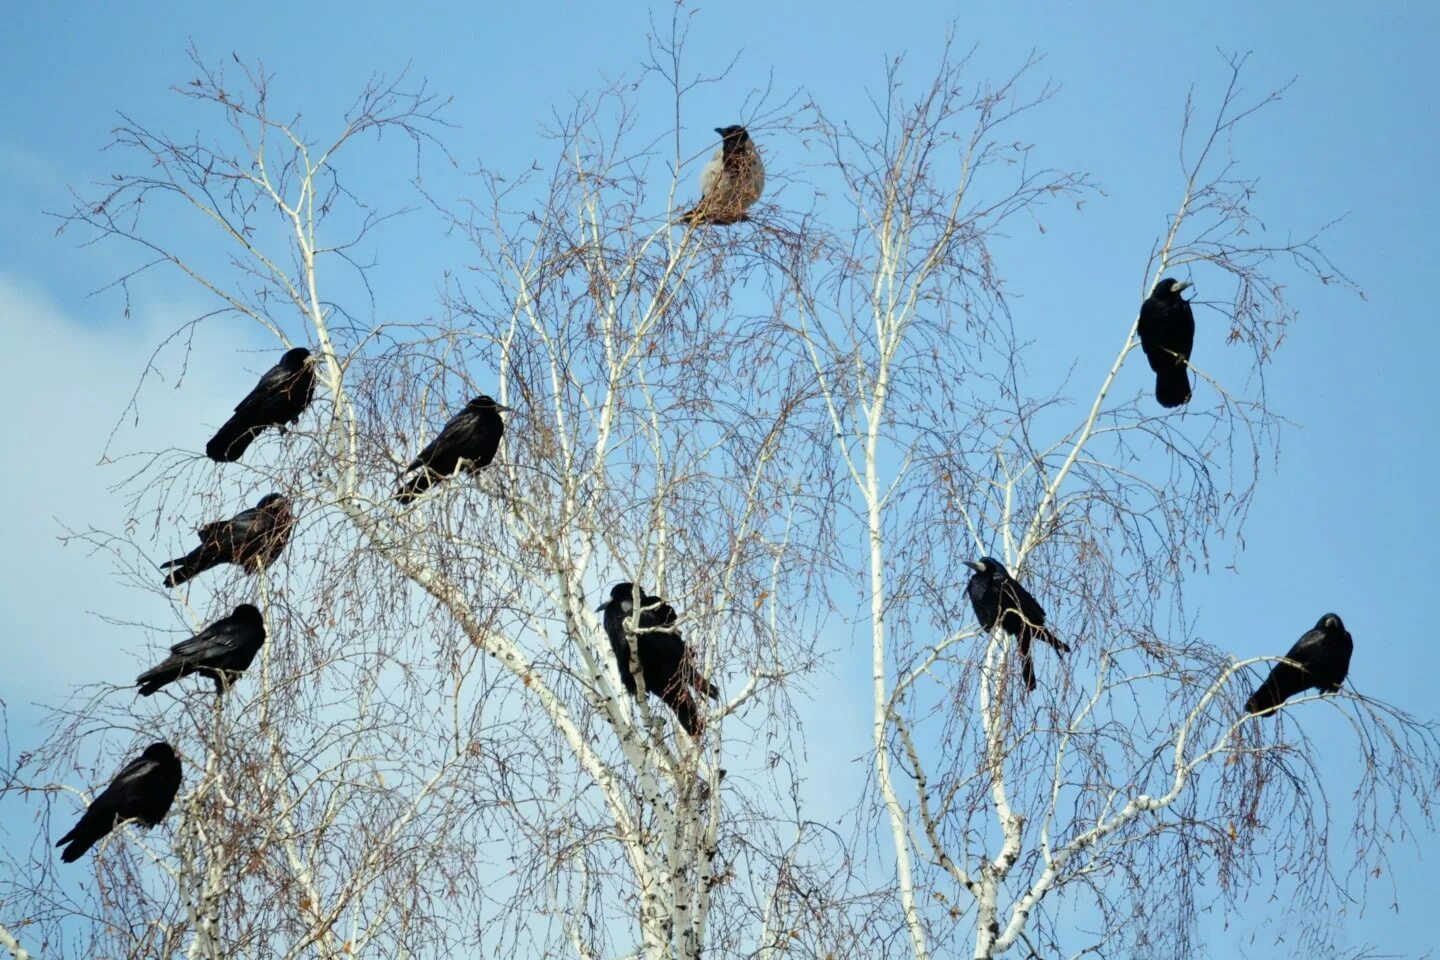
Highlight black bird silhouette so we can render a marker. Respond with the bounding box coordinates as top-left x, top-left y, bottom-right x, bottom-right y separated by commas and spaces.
137, 604, 267, 696
682, 125, 766, 226
596, 583, 720, 736
1136, 277, 1195, 408
161, 493, 295, 588
964, 557, 1071, 692
55, 742, 182, 863
206, 347, 316, 462
395, 395, 510, 504
1246, 613, 1354, 716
